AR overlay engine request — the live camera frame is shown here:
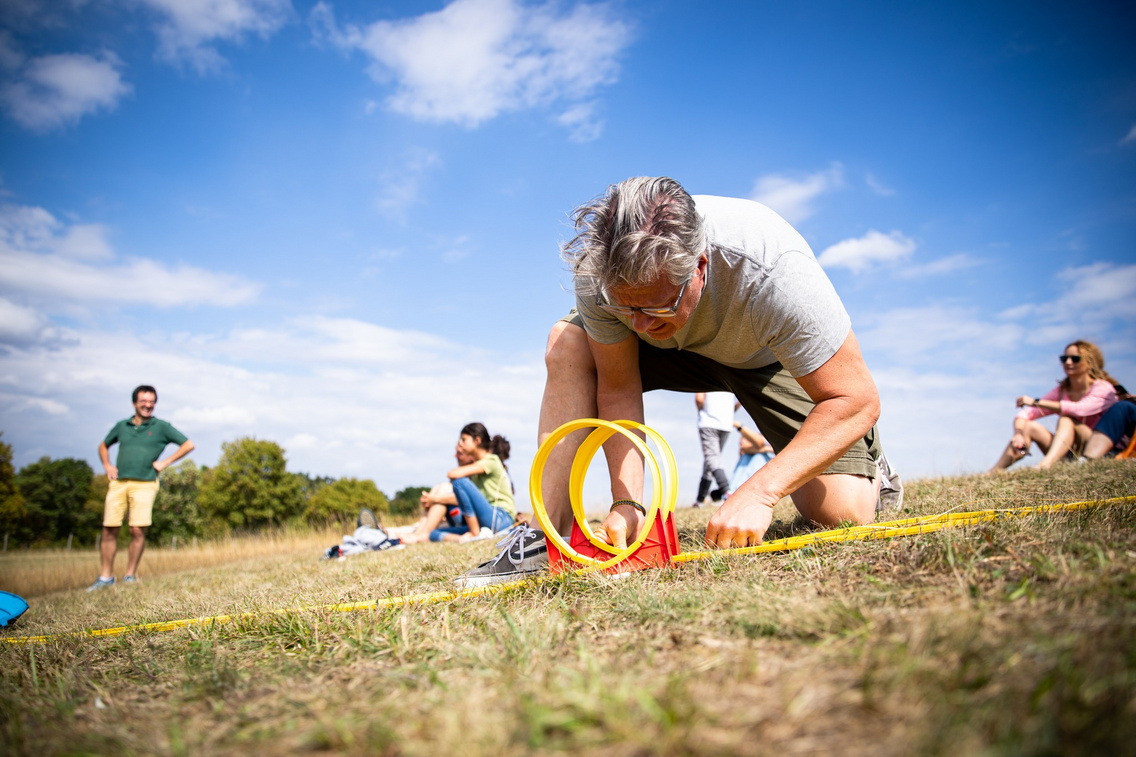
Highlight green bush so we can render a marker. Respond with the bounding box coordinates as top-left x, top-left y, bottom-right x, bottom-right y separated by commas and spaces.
198, 438, 304, 529
14, 456, 95, 546
151, 460, 219, 543
390, 485, 429, 517
304, 477, 390, 525
0, 433, 25, 539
